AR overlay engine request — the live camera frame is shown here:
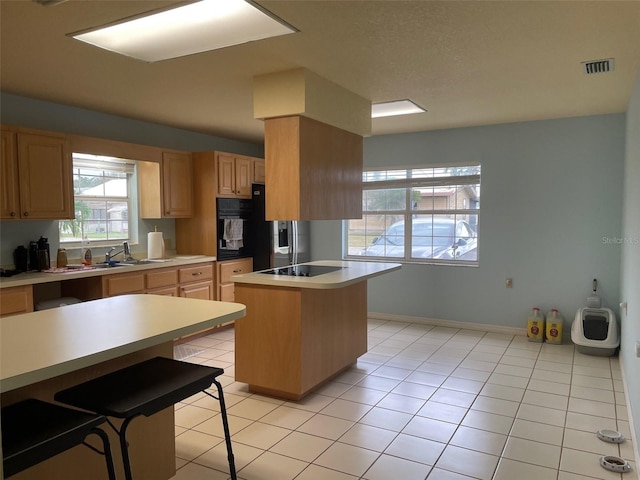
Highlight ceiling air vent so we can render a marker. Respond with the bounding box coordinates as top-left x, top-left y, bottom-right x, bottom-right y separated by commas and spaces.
582, 58, 615, 75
